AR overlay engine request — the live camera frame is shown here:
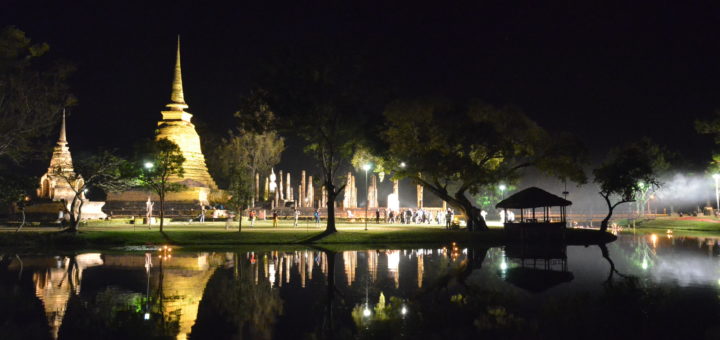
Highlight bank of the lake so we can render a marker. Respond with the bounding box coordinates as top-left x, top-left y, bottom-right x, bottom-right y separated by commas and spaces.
632, 217, 720, 235
0, 222, 615, 250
